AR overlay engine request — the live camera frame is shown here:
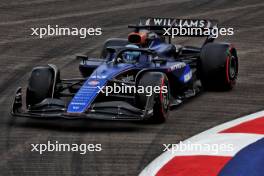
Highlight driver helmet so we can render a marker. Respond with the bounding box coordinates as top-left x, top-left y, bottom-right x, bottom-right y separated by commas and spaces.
122, 44, 141, 63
